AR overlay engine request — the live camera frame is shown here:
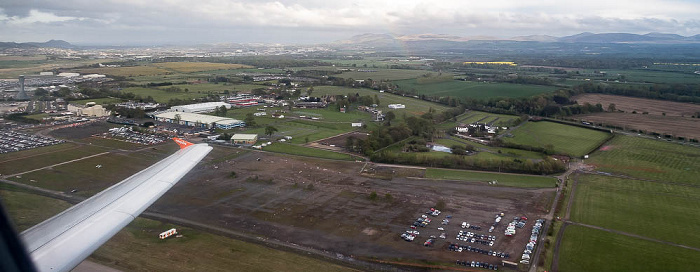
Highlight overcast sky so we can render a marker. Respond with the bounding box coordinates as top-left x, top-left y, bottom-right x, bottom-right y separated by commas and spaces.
0, 0, 698, 45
